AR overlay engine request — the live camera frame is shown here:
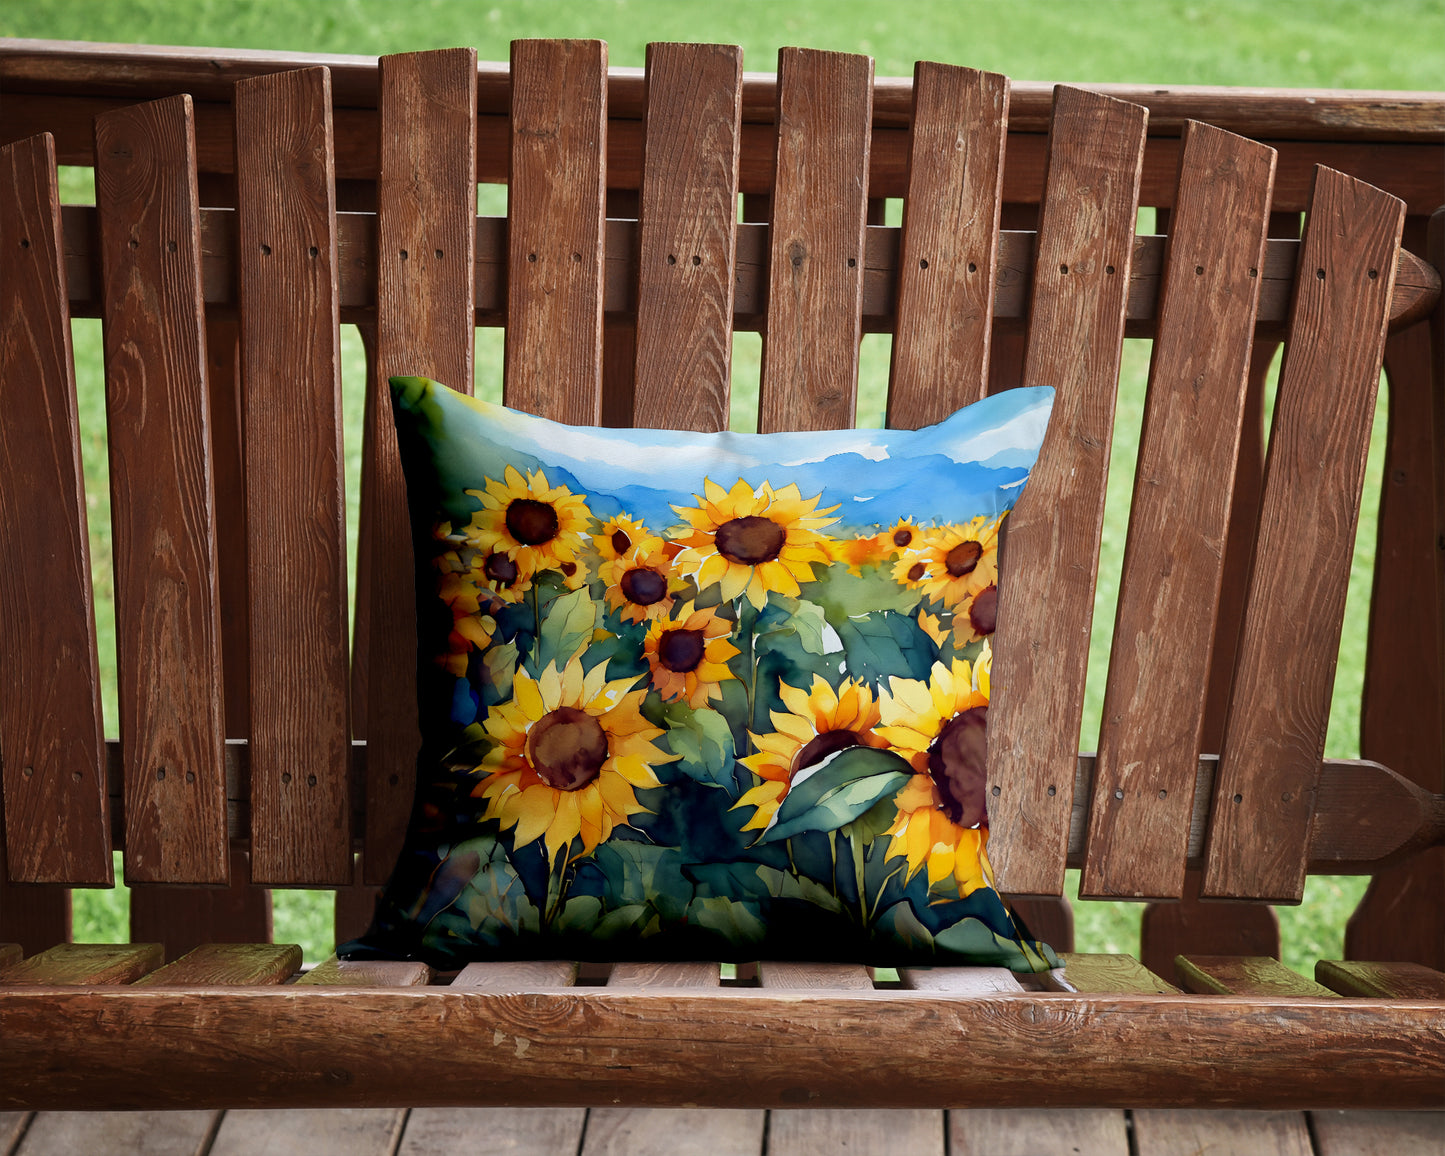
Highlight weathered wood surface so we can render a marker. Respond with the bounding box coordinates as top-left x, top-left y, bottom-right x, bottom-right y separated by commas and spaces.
758, 962, 872, 990
1061, 953, 1181, 994
1132, 1110, 1313, 1156
132, 942, 300, 987
93, 94, 228, 887
0, 132, 110, 886
1084, 122, 1275, 901
0, 942, 161, 984
0, 875, 68, 957
128, 847, 271, 961
233, 66, 352, 886
769, 1110, 943, 1156
400, 1108, 586, 1156
630, 42, 742, 432
3, 989, 1442, 1110
1205, 168, 1406, 903
757, 48, 873, 433
504, 38, 607, 423
360, 48, 477, 885
898, 966, 1024, 993
583, 1108, 763, 1156
297, 954, 431, 987
207, 1109, 405, 1156
452, 960, 579, 988
886, 63, 1007, 426
14, 1110, 220, 1156
951, 1109, 1128, 1156
1316, 959, 1445, 999
988, 87, 1149, 895
1175, 955, 1336, 997
1310, 1110, 1445, 1156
